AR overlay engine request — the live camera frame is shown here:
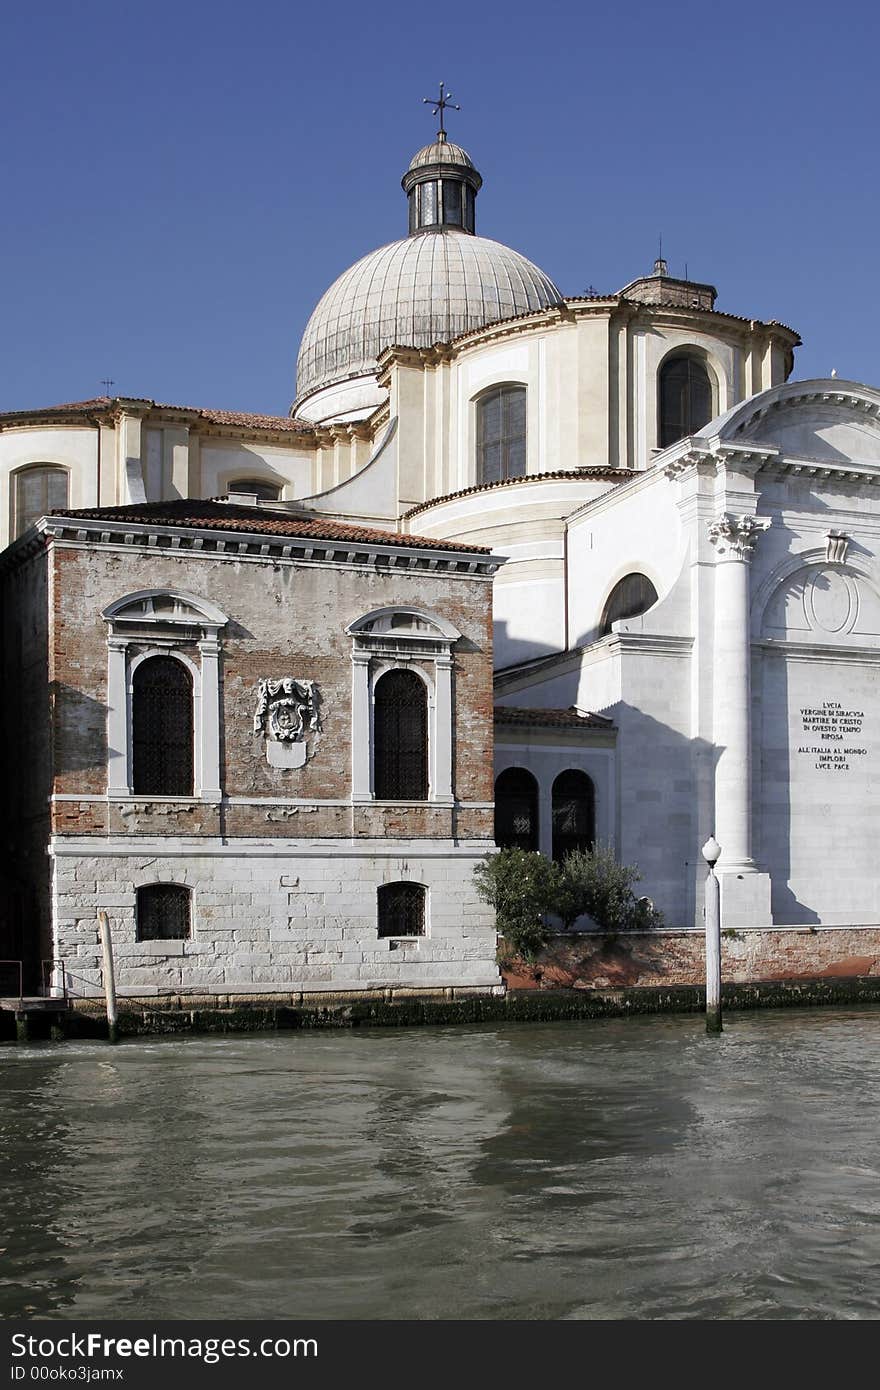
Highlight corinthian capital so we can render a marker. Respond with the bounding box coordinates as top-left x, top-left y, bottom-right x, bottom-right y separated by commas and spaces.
707, 512, 770, 561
